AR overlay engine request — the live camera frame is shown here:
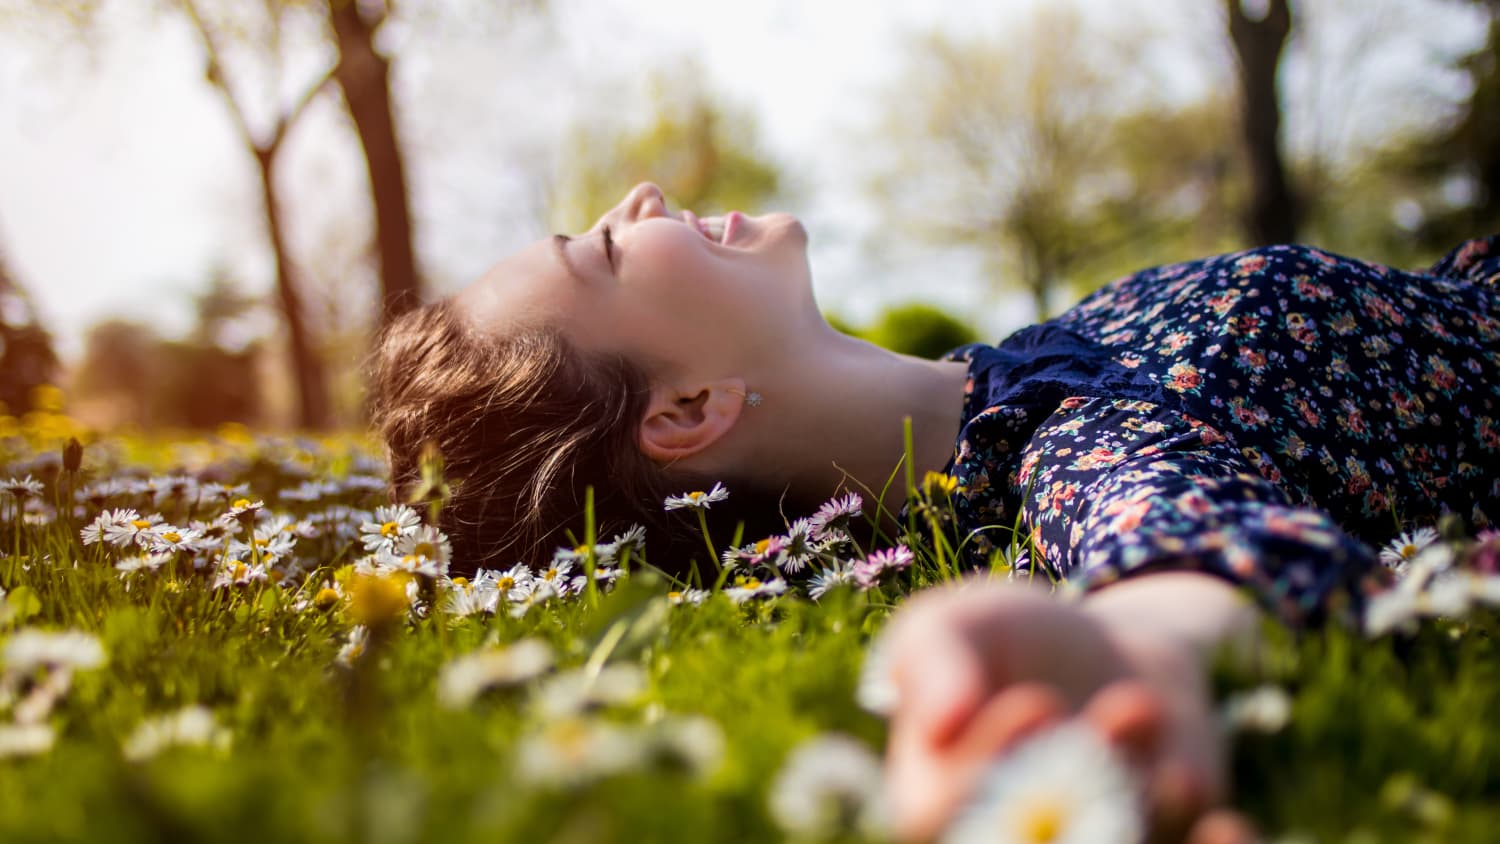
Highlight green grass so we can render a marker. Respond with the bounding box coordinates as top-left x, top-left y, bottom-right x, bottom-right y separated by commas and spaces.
0, 421, 1497, 843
